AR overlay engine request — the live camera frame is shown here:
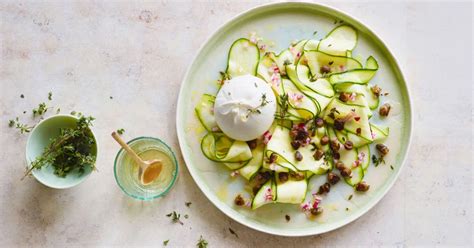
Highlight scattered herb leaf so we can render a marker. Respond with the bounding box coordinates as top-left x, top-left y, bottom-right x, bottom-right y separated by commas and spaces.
163, 240, 169, 246
313, 30, 318, 36
196, 235, 208, 248
348, 194, 353, 201
346, 207, 349, 211
166, 211, 183, 225
285, 214, 291, 222
56, 108, 61, 114
390, 165, 394, 170
20, 94, 24, 98
48, 92, 52, 101
8, 119, 15, 128
229, 228, 239, 238
184, 214, 189, 219
109, 96, 113, 99
117, 128, 125, 135
32, 102, 48, 117
185, 202, 192, 207
372, 154, 386, 167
